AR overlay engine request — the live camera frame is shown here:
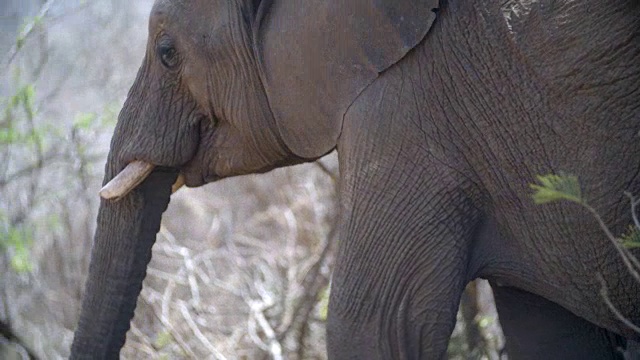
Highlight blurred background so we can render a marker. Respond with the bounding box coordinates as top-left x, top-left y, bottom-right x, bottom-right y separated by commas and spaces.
0, 1, 504, 358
